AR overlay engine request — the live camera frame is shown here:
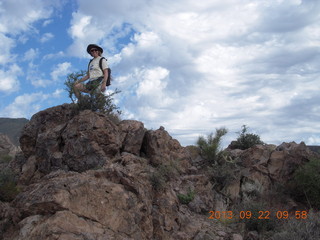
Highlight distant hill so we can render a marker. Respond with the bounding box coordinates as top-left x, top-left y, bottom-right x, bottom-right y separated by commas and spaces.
0, 118, 29, 146
307, 145, 320, 154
